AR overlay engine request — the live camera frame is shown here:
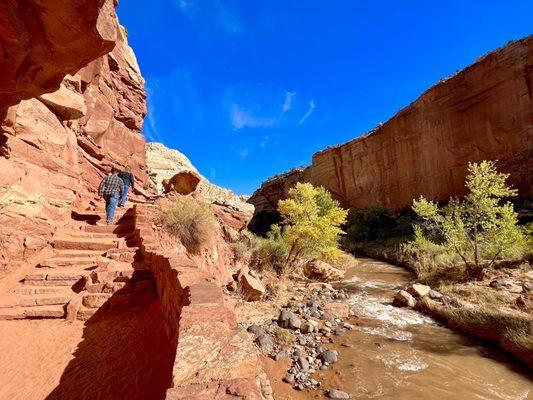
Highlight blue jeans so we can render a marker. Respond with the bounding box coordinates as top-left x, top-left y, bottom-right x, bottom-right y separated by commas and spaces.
105, 192, 119, 224
119, 184, 130, 206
